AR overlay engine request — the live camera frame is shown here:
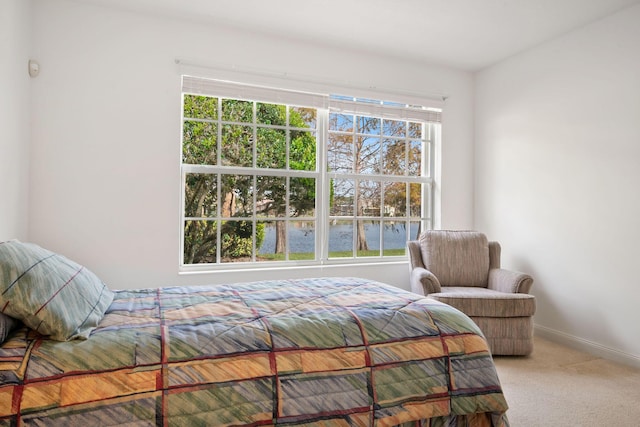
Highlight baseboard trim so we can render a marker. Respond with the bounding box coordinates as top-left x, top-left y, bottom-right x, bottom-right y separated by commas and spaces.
534, 324, 640, 369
